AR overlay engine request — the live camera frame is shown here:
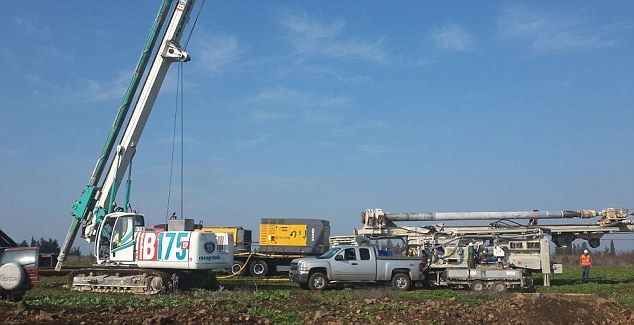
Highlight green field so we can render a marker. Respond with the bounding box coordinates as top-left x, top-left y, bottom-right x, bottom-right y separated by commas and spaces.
5, 266, 634, 312
534, 265, 634, 306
